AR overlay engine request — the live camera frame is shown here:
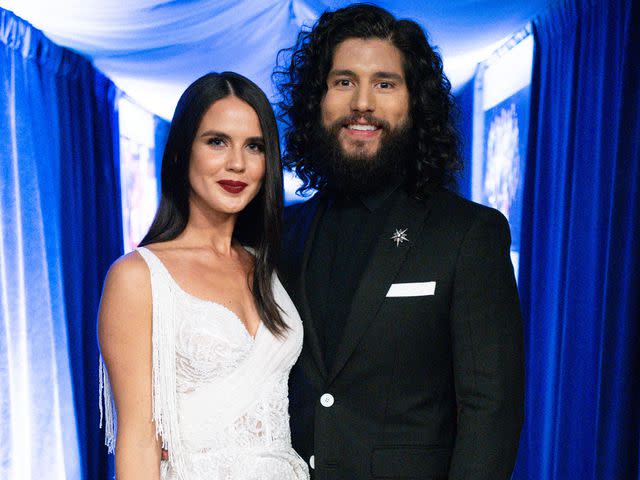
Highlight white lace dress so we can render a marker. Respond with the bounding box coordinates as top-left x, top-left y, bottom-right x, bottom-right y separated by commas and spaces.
100, 247, 309, 480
